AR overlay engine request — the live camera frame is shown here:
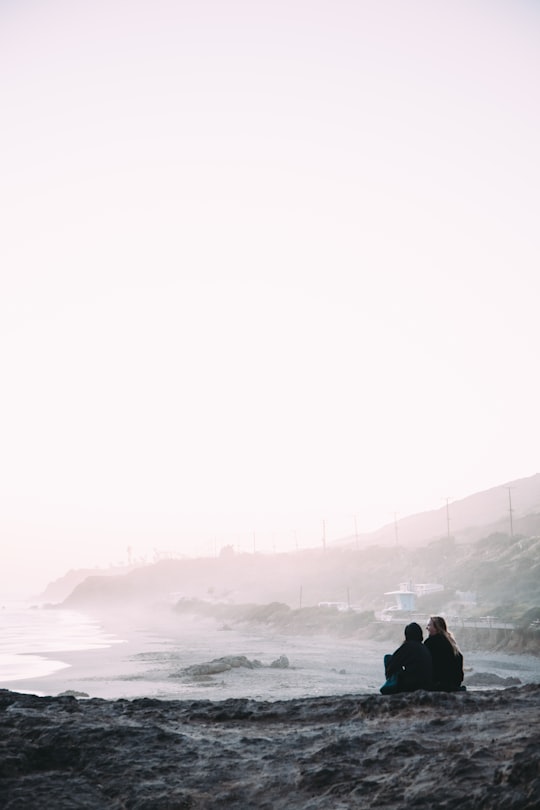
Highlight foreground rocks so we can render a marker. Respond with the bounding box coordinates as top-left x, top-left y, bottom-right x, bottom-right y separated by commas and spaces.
1, 685, 540, 809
